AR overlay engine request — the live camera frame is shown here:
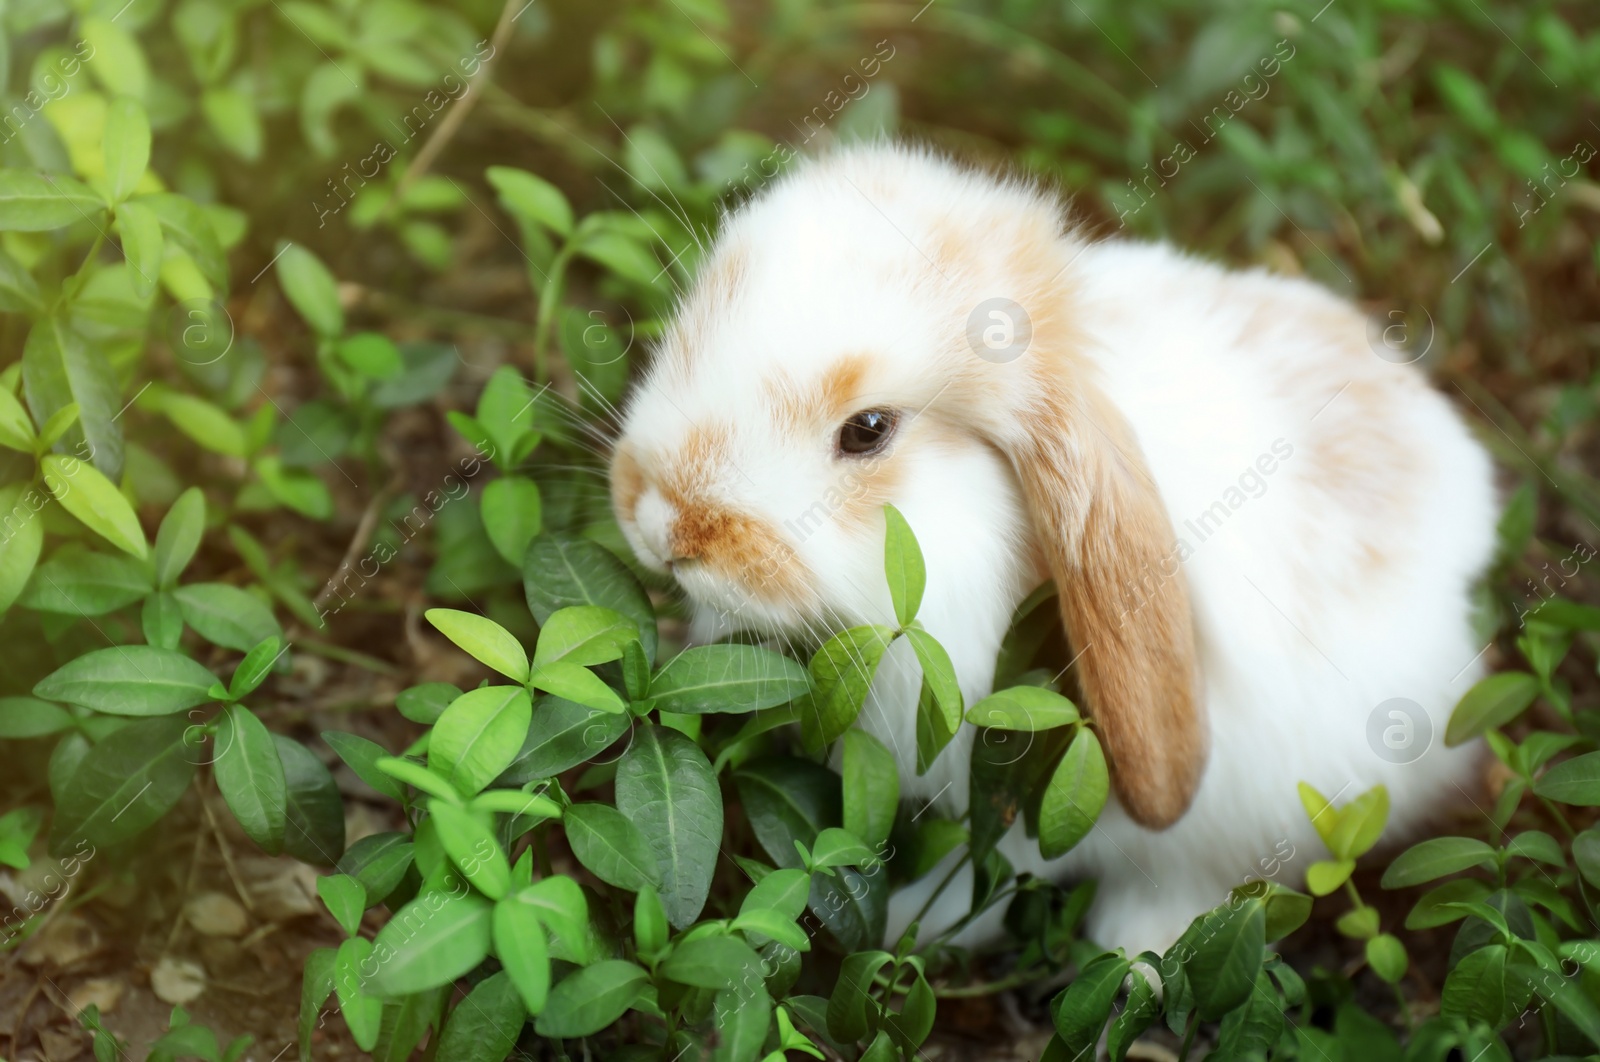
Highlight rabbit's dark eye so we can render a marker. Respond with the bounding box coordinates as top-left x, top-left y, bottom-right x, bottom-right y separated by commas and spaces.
837, 409, 898, 457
